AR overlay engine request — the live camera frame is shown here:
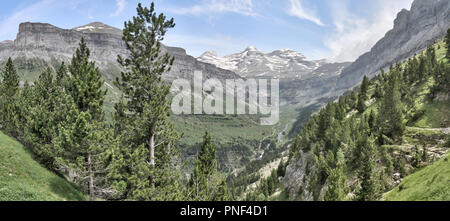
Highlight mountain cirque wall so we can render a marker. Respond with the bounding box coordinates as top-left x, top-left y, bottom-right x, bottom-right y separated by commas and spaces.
284, 0, 450, 201
0, 22, 240, 81
337, 0, 450, 91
